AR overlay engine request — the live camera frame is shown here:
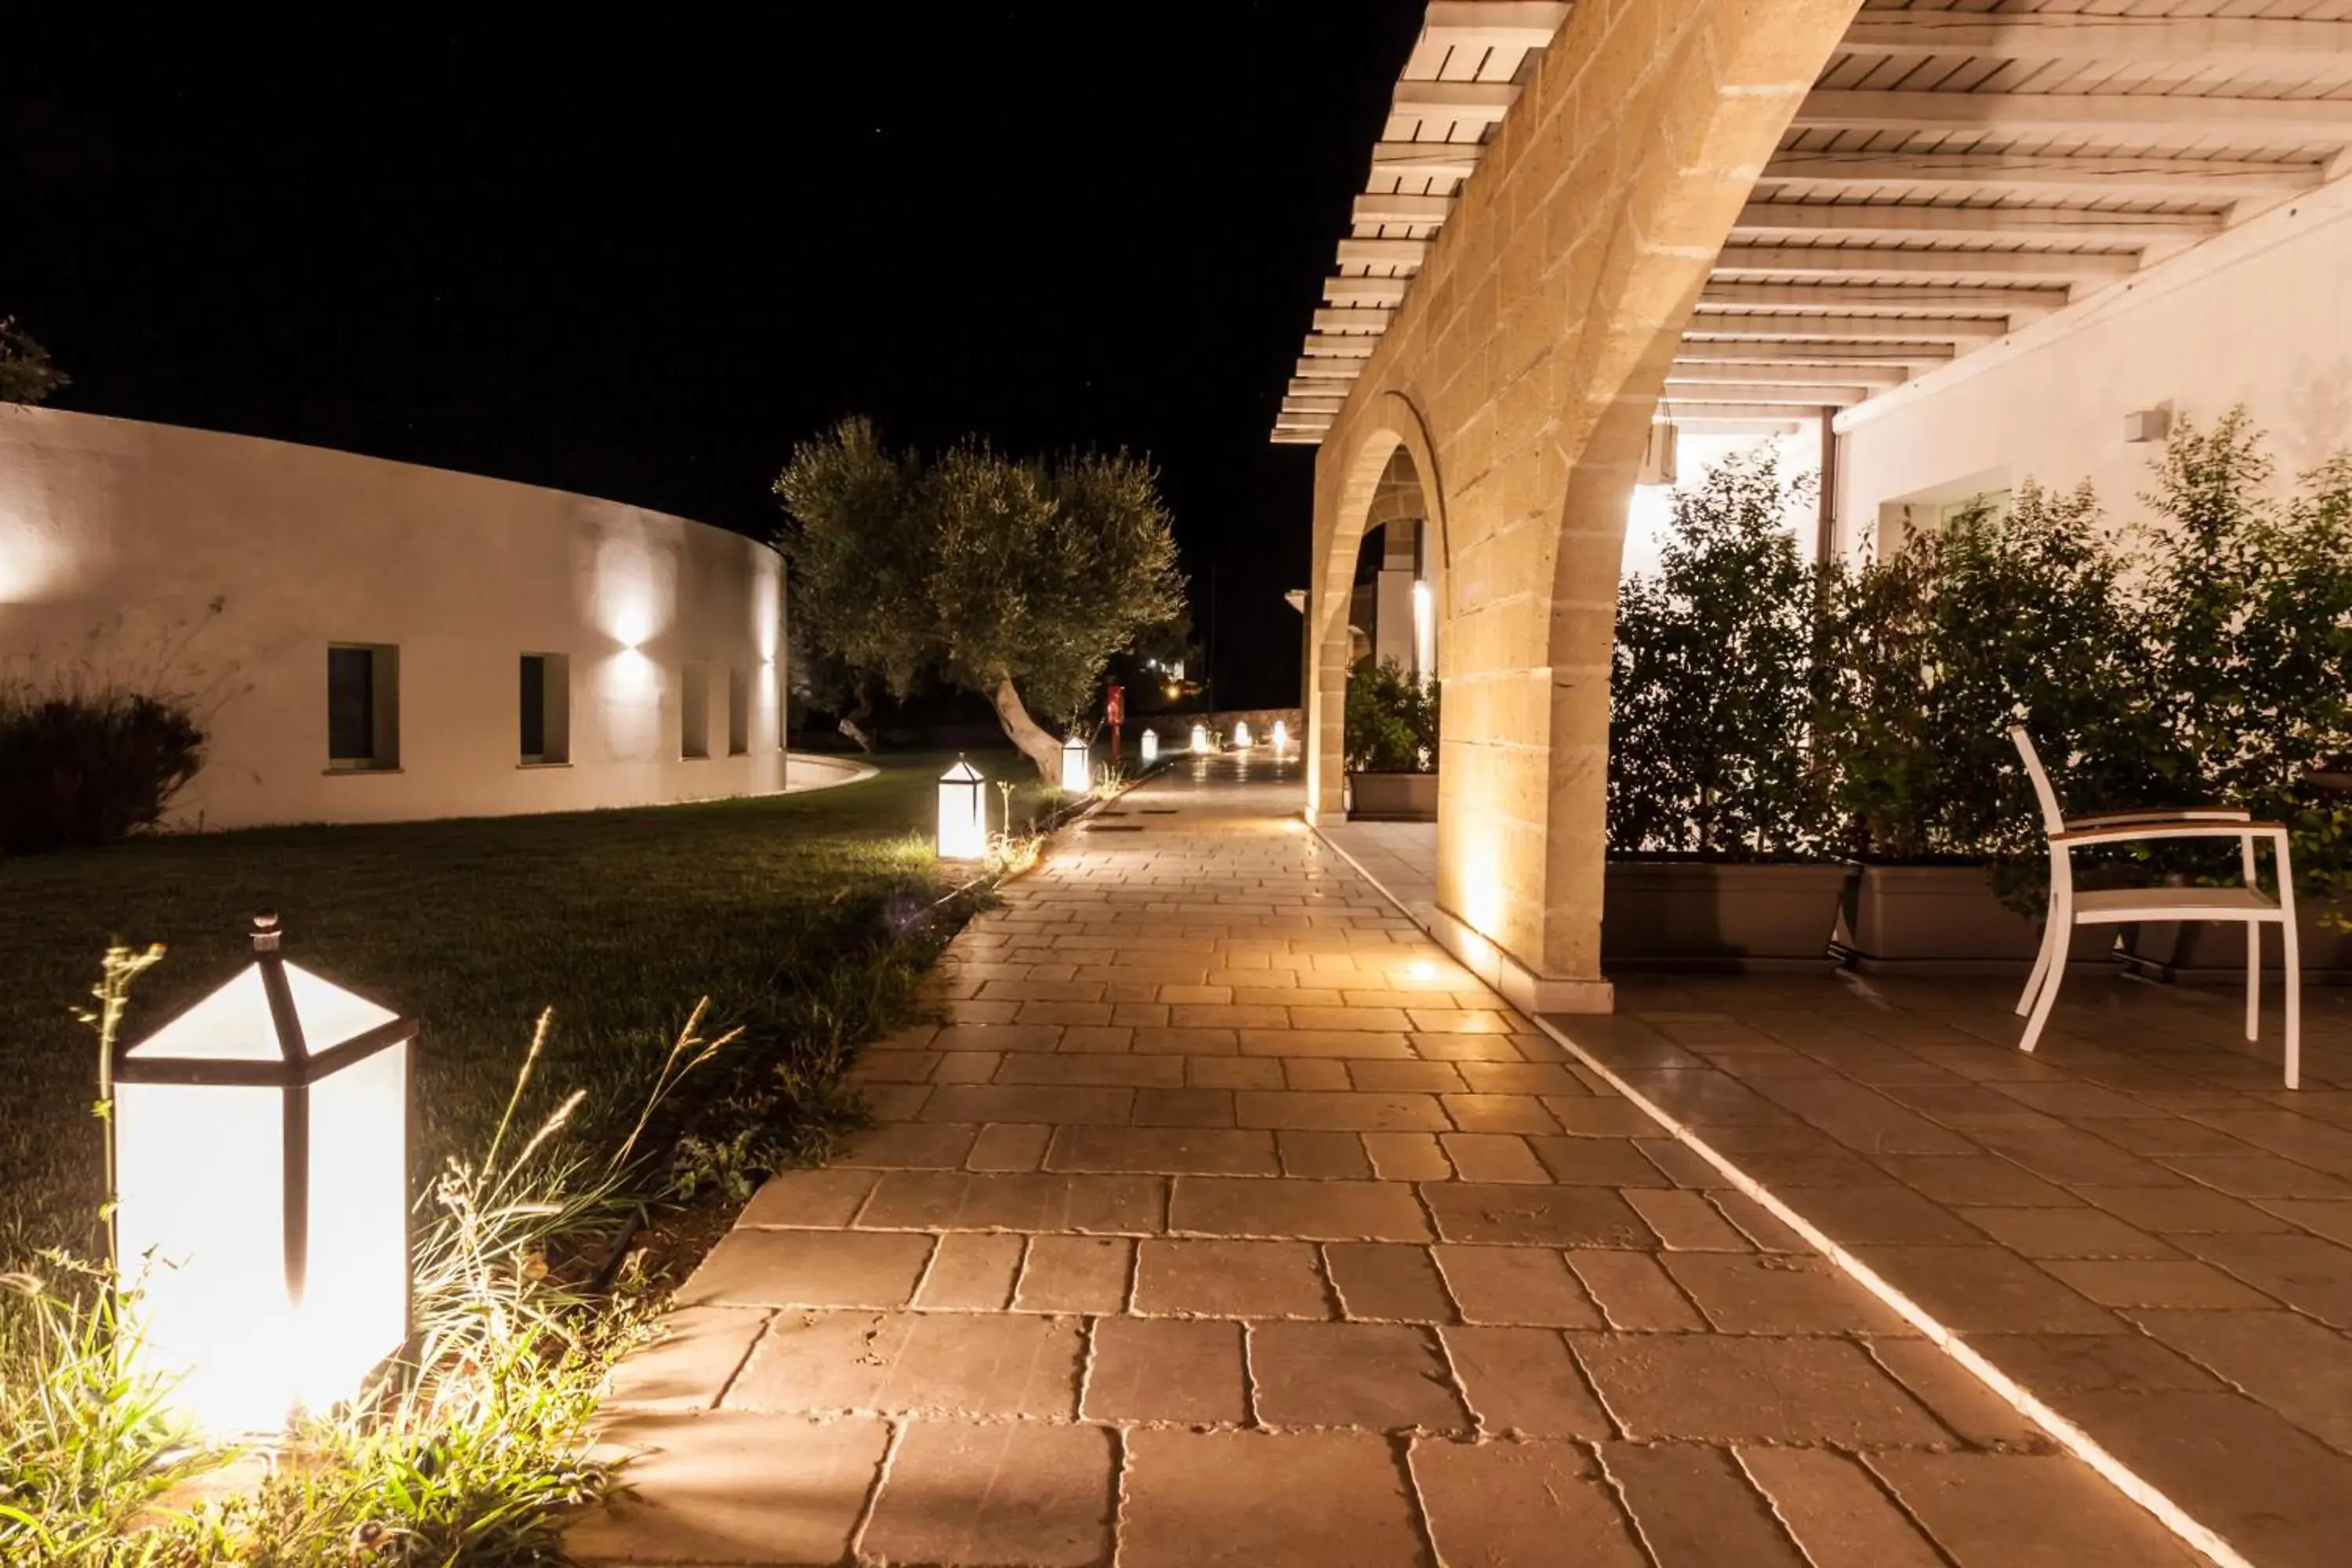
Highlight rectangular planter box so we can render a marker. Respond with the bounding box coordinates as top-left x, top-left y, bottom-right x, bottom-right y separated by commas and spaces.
1346, 771, 1437, 822
1841, 863, 2118, 975
2122, 895, 2352, 984
1602, 860, 1855, 972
